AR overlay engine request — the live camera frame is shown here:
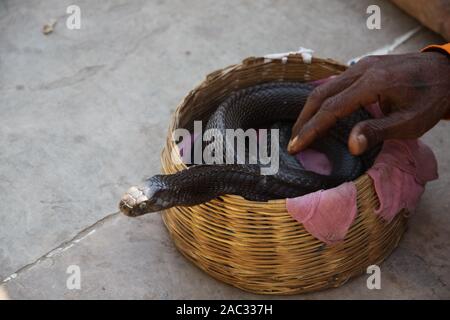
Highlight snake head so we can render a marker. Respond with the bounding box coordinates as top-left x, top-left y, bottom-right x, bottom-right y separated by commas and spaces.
119, 183, 168, 217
